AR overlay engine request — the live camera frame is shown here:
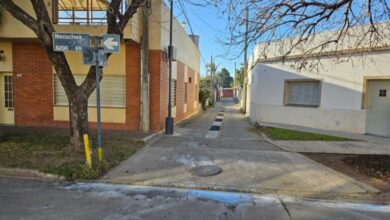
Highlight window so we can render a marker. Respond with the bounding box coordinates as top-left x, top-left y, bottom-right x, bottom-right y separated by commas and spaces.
184, 83, 188, 103
285, 80, 320, 107
53, 0, 127, 24
54, 75, 125, 107
4, 76, 13, 108
172, 80, 177, 106
379, 89, 387, 97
